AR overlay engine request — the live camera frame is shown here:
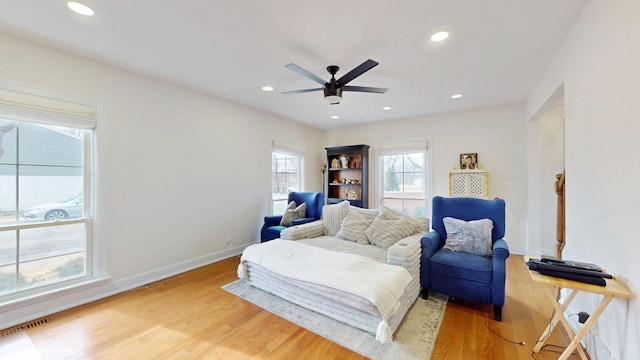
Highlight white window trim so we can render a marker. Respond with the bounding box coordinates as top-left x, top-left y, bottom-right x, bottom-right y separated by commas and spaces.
375, 140, 432, 216
269, 140, 305, 215
0, 79, 108, 306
